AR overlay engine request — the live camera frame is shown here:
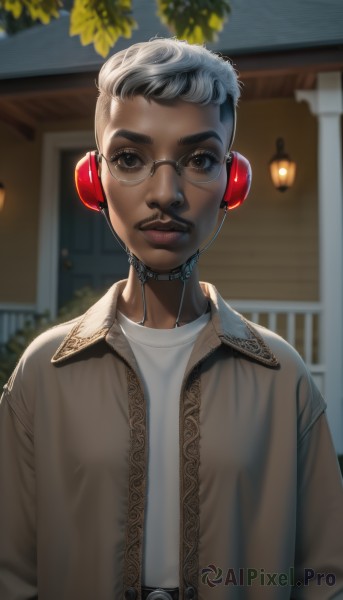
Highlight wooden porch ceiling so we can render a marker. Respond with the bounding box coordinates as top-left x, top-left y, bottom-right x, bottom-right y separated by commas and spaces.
0, 72, 97, 140
0, 44, 342, 140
